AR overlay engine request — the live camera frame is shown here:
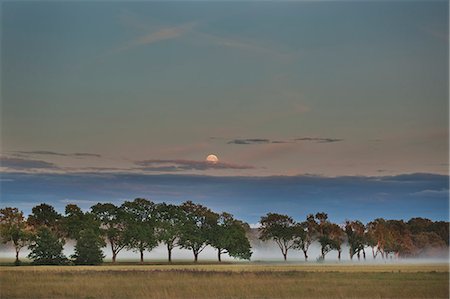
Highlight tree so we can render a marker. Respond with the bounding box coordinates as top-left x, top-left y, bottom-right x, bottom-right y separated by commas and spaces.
366, 218, 388, 259
259, 213, 300, 261
155, 203, 185, 262
407, 218, 433, 235
27, 203, 62, 234
329, 223, 345, 260
210, 213, 252, 262
179, 201, 218, 262
0, 207, 32, 265
294, 214, 317, 261
345, 220, 366, 260
91, 203, 127, 263
429, 221, 449, 246
71, 228, 105, 265
62, 204, 85, 240
384, 220, 414, 258
28, 227, 67, 265
122, 198, 158, 263
317, 222, 344, 260
412, 232, 446, 256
